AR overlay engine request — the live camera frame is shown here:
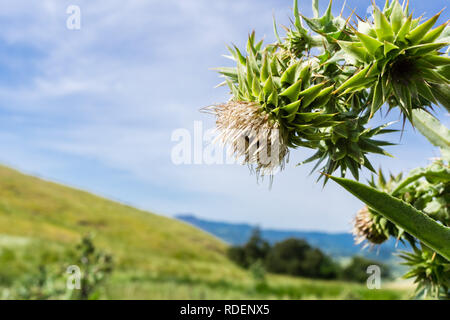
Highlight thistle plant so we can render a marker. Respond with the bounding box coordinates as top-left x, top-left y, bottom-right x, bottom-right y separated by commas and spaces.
400, 244, 450, 299
207, 0, 450, 299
